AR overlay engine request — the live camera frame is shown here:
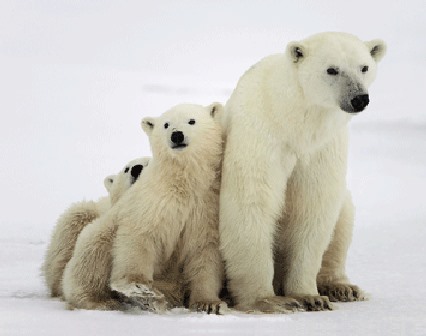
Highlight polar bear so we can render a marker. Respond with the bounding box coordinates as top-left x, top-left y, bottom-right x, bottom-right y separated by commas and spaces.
219, 32, 386, 312
107, 103, 225, 313
43, 157, 149, 298
63, 156, 165, 311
